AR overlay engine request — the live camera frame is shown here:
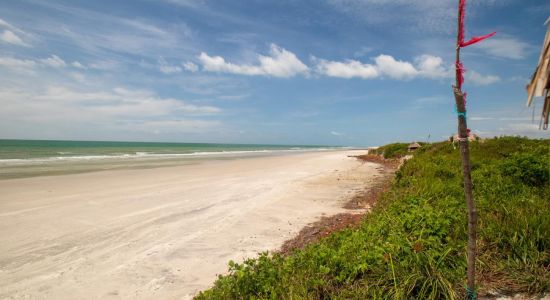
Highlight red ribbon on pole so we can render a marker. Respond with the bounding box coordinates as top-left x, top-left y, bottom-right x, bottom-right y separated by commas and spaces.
461, 32, 497, 47
456, 0, 496, 109
456, 61, 466, 89
458, 0, 496, 48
